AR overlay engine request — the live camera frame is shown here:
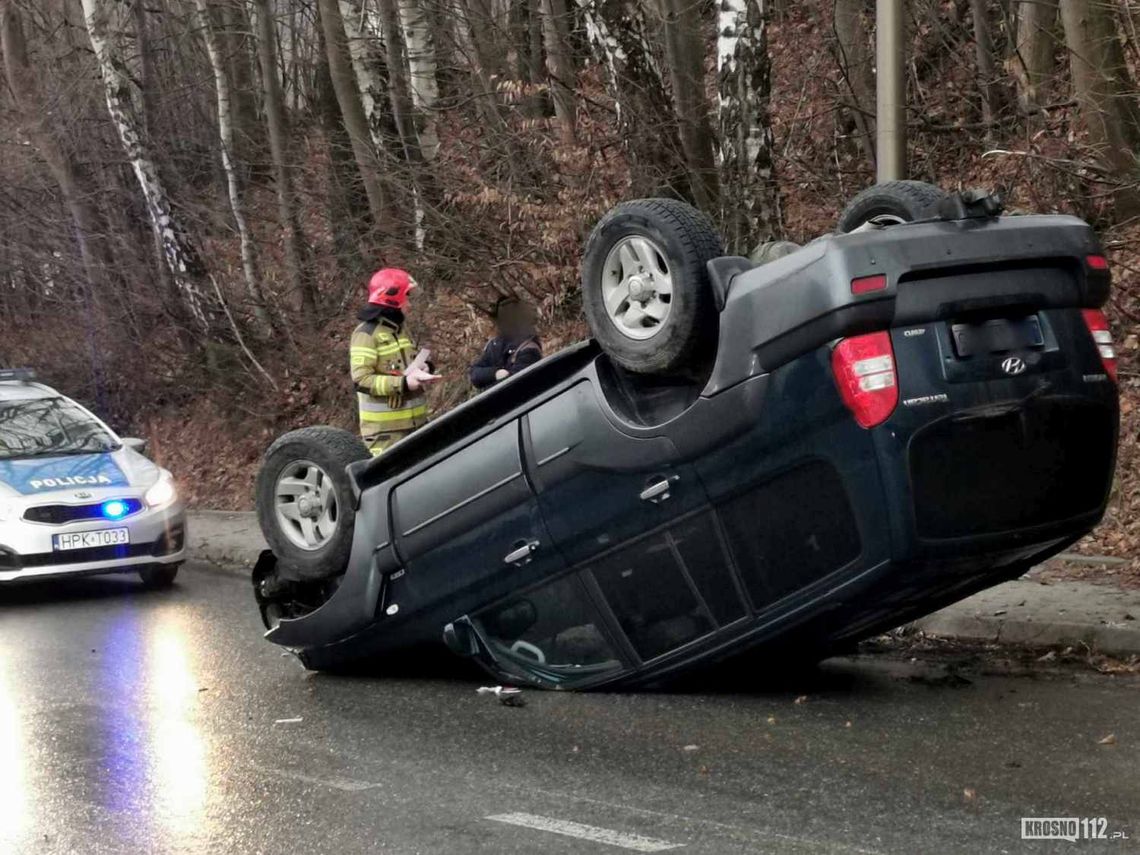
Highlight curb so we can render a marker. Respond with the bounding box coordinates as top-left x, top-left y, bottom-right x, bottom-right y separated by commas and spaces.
187, 512, 1140, 658
188, 510, 265, 572
912, 578, 1140, 659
